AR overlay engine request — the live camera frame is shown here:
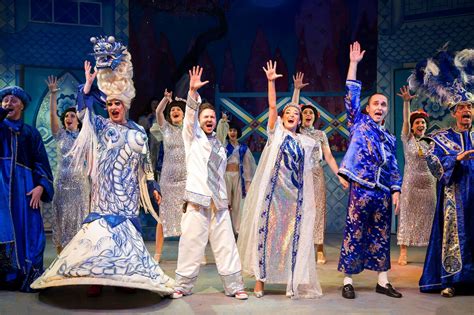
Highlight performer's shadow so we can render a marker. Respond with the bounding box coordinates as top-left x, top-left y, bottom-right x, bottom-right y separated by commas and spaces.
38, 286, 172, 310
